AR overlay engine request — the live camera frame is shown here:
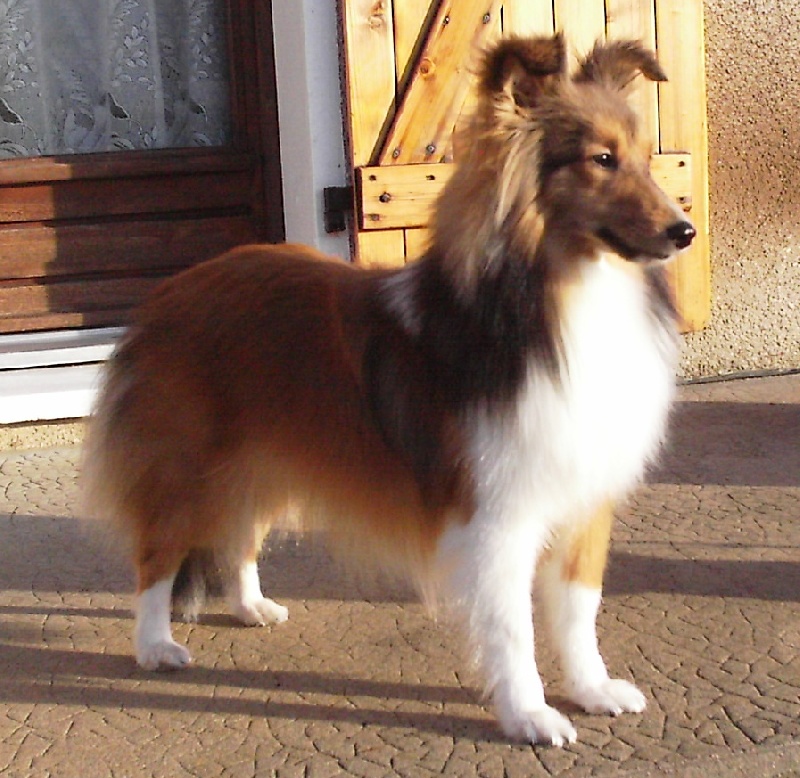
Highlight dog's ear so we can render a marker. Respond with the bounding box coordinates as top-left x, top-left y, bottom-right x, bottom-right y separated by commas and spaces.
480, 34, 567, 108
576, 40, 667, 90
